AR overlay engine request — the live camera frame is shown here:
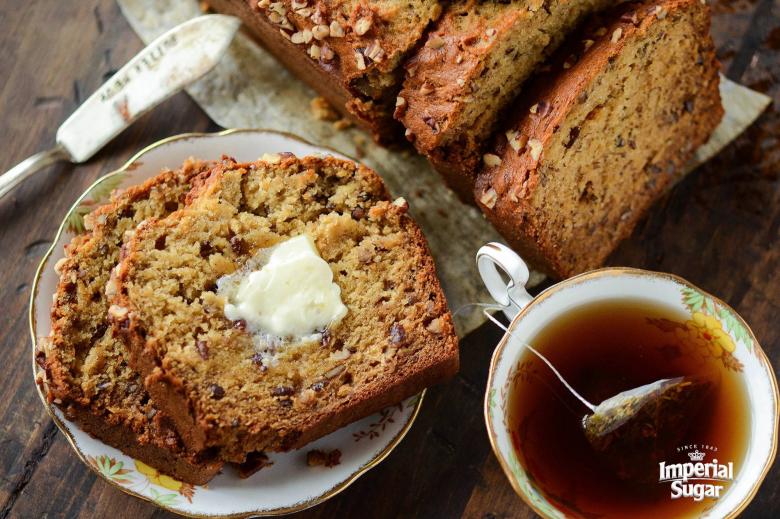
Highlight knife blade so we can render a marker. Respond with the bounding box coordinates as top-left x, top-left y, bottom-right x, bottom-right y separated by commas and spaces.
0, 14, 240, 200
